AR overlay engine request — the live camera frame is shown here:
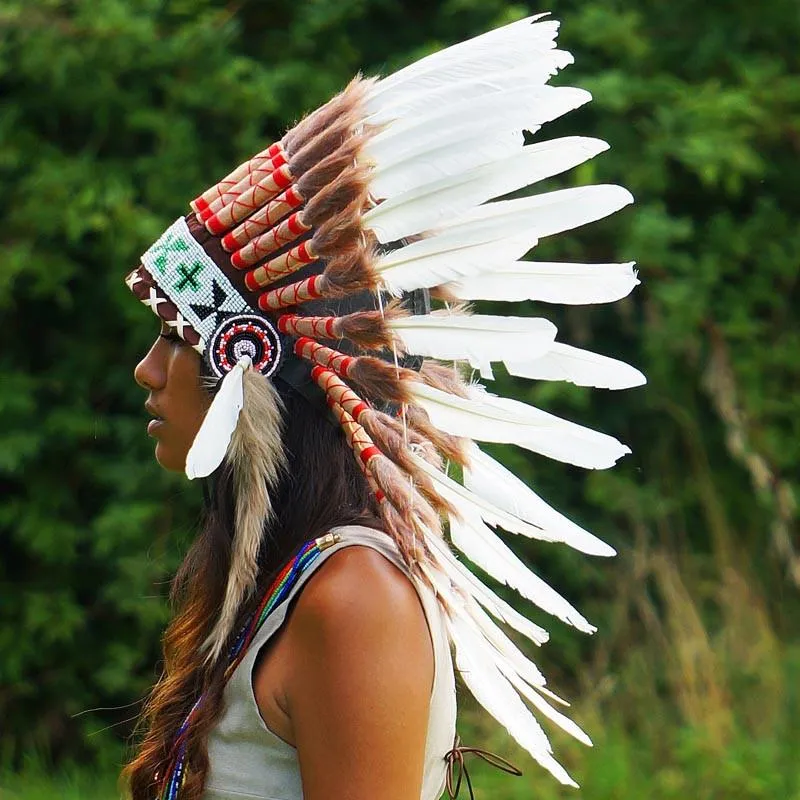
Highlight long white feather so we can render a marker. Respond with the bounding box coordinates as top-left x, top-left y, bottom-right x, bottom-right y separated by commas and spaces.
464, 444, 614, 556
505, 341, 647, 389
448, 615, 579, 786
423, 536, 573, 710
413, 446, 613, 557
411, 452, 561, 540
446, 260, 640, 304
373, 186, 632, 291
463, 601, 548, 689
440, 183, 634, 235
410, 381, 630, 469
423, 554, 589, 771
377, 233, 537, 295
497, 658, 593, 746
367, 88, 593, 198
371, 181, 632, 247
369, 52, 574, 126
425, 533, 550, 646
185, 356, 251, 480
449, 510, 594, 632
367, 15, 557, 109
371, 136, 608, 235
391, 313, 556, 371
